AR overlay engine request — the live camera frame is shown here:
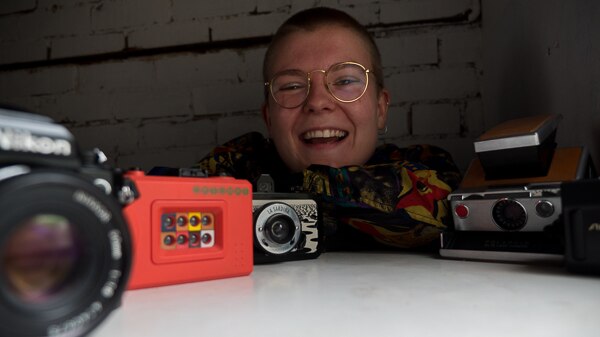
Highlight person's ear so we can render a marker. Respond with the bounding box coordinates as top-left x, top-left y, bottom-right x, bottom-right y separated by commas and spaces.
377, 88, 390, 130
